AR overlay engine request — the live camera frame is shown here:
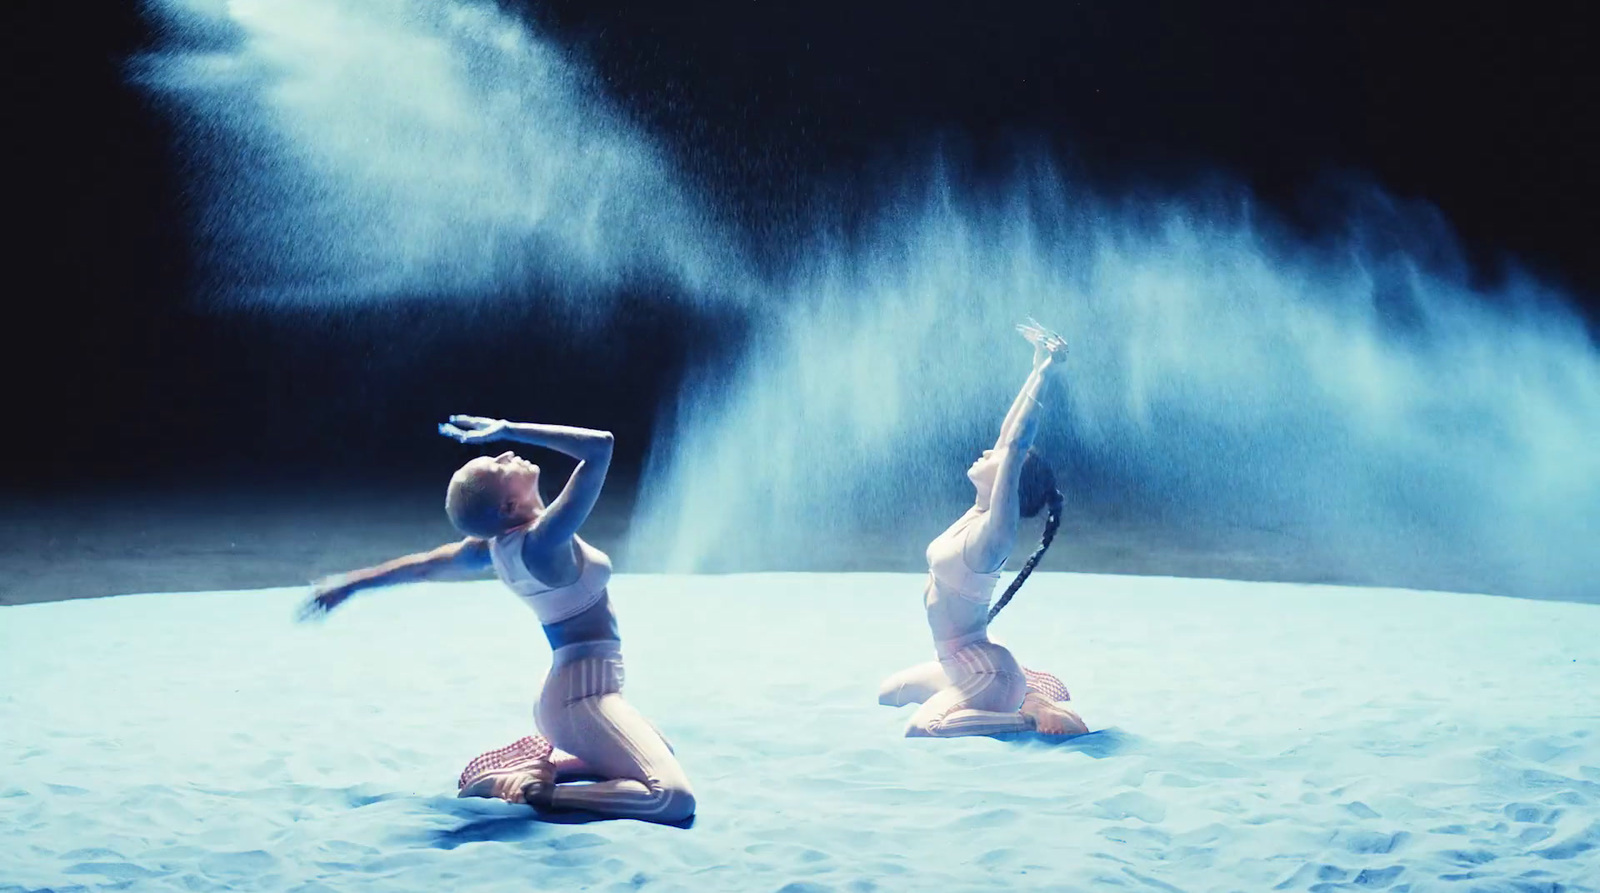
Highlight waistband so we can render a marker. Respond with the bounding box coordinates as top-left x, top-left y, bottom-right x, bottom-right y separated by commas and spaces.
934, 629, 991, 661
550, 638, 623, 668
